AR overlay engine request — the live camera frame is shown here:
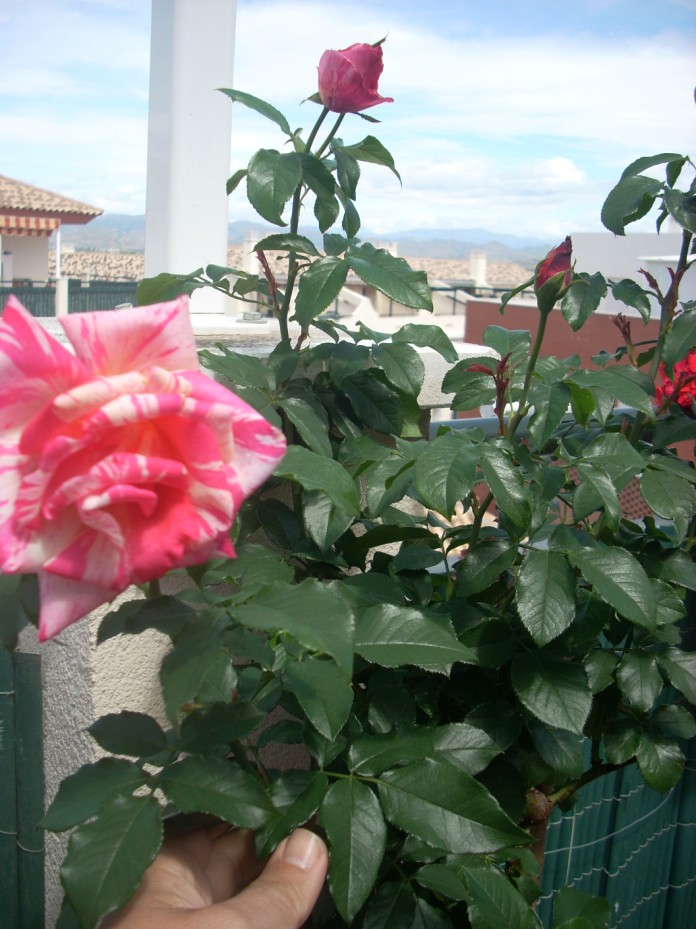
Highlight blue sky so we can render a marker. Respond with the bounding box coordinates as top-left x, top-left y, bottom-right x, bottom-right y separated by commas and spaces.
1, 0, 694, 239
